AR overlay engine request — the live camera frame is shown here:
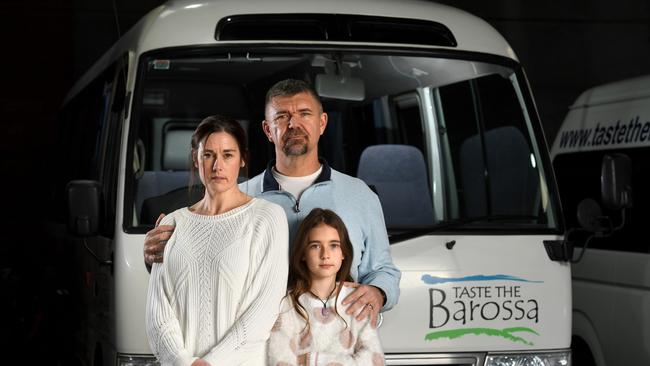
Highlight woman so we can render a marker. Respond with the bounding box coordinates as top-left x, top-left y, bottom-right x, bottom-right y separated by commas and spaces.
146, 115, 289, 366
